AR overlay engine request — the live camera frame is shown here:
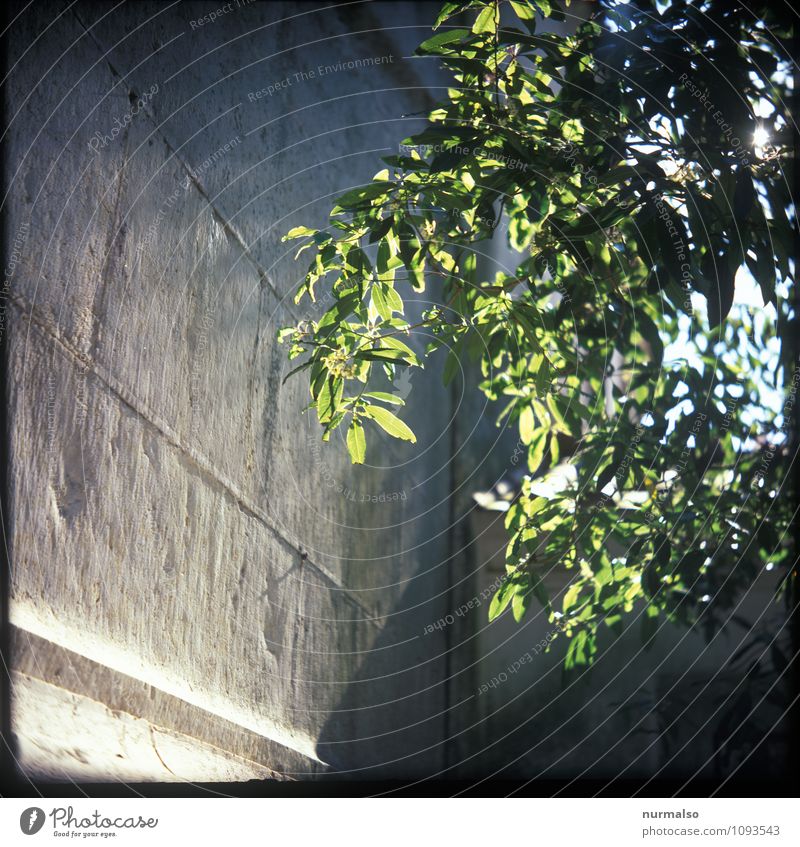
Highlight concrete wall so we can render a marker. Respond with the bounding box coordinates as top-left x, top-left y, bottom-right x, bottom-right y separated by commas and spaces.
4, 0, 458, 781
